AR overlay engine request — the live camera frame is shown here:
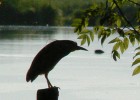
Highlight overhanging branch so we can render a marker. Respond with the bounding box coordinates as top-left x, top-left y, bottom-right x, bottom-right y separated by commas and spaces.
128, 0, 140, 6
113, 0, 139, 34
